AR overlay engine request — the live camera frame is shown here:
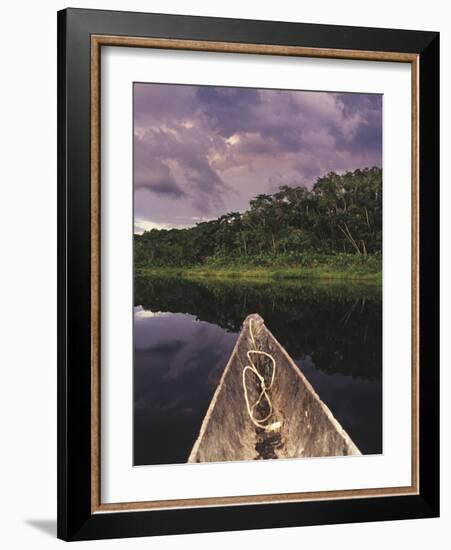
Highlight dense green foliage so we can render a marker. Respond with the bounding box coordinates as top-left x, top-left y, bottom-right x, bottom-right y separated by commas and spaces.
135, 167, 382, 269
